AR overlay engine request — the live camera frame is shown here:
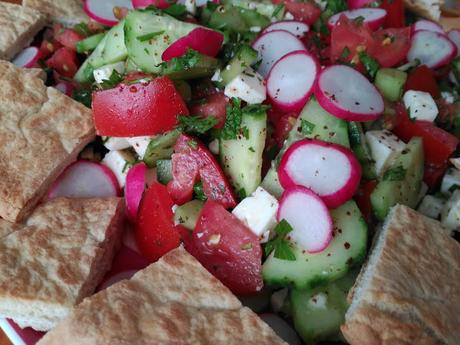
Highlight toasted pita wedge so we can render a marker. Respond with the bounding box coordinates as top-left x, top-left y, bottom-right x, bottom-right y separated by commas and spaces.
38, 246, 287, 345
23, 0, 88, 26
342, 205, 460, 345
404, 0, 443, 21
0, 2, 45, 60
0, 61, 95, 222
0, 197, 124, 331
